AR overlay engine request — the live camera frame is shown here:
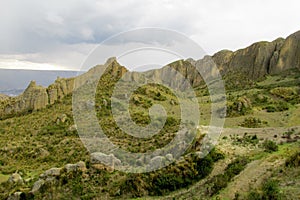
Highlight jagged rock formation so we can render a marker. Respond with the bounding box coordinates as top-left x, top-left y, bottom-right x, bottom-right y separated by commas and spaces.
0, 58, 126, 119
0, 78, 75, 119
211, 31, 300, 79
1, 31, 300, 119
0, 81, 49, 117
47, 78, 75, 104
